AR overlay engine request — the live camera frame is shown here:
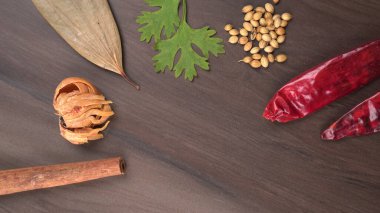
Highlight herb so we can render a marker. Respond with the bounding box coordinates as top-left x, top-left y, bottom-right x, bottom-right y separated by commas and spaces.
137, 0, 224, 81
33, 0, 139, 90
137, 0, 180, 42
